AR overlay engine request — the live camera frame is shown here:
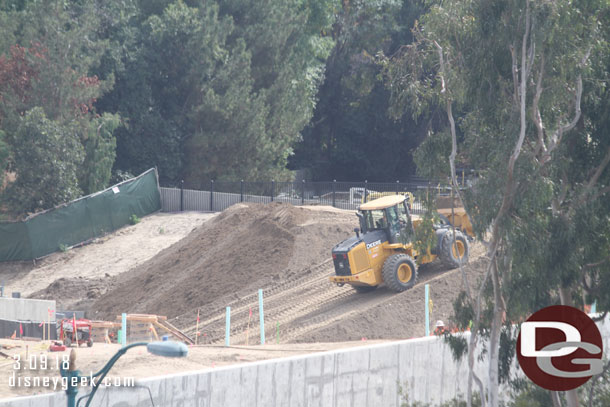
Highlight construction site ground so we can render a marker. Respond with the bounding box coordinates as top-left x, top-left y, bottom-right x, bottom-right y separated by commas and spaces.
0, 203, 488, 399
0, 339, 388, 398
